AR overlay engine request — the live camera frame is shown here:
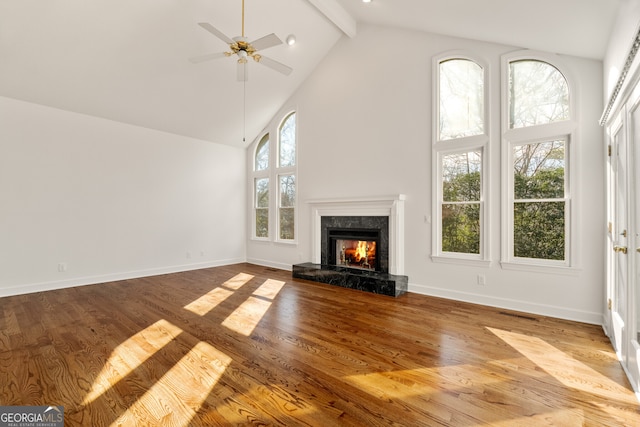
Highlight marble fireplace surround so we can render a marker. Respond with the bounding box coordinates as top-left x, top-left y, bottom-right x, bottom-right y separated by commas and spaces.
308, 195, 405, 276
